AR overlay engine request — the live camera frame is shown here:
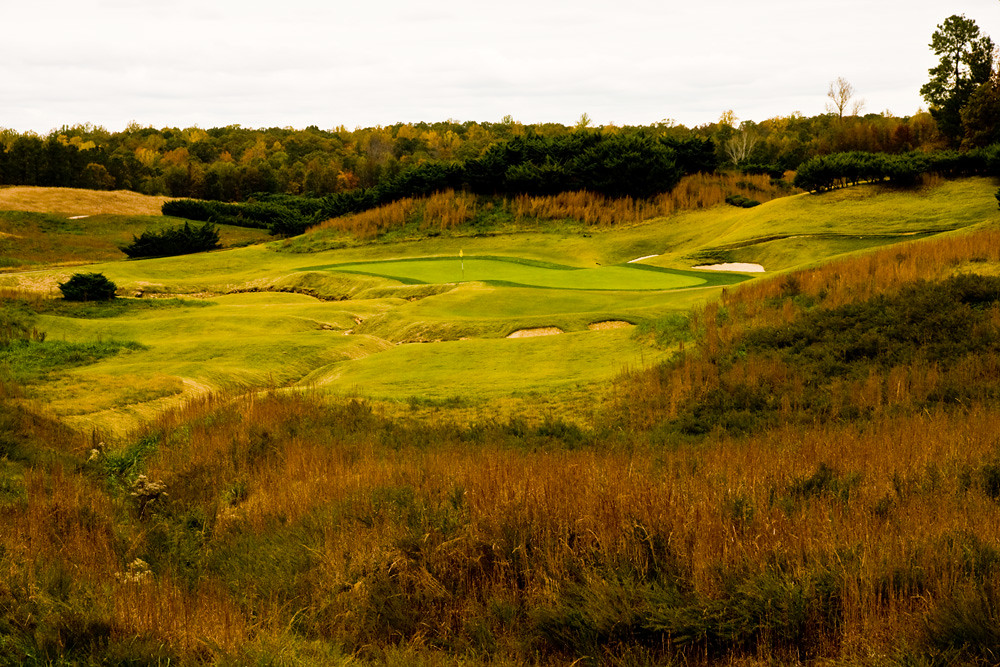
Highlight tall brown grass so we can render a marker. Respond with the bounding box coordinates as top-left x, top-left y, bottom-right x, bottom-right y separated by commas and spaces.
16, 386, 992, 663
513, 172, 792, 225
311, 189, 477, 240
310, 173, 797, 239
